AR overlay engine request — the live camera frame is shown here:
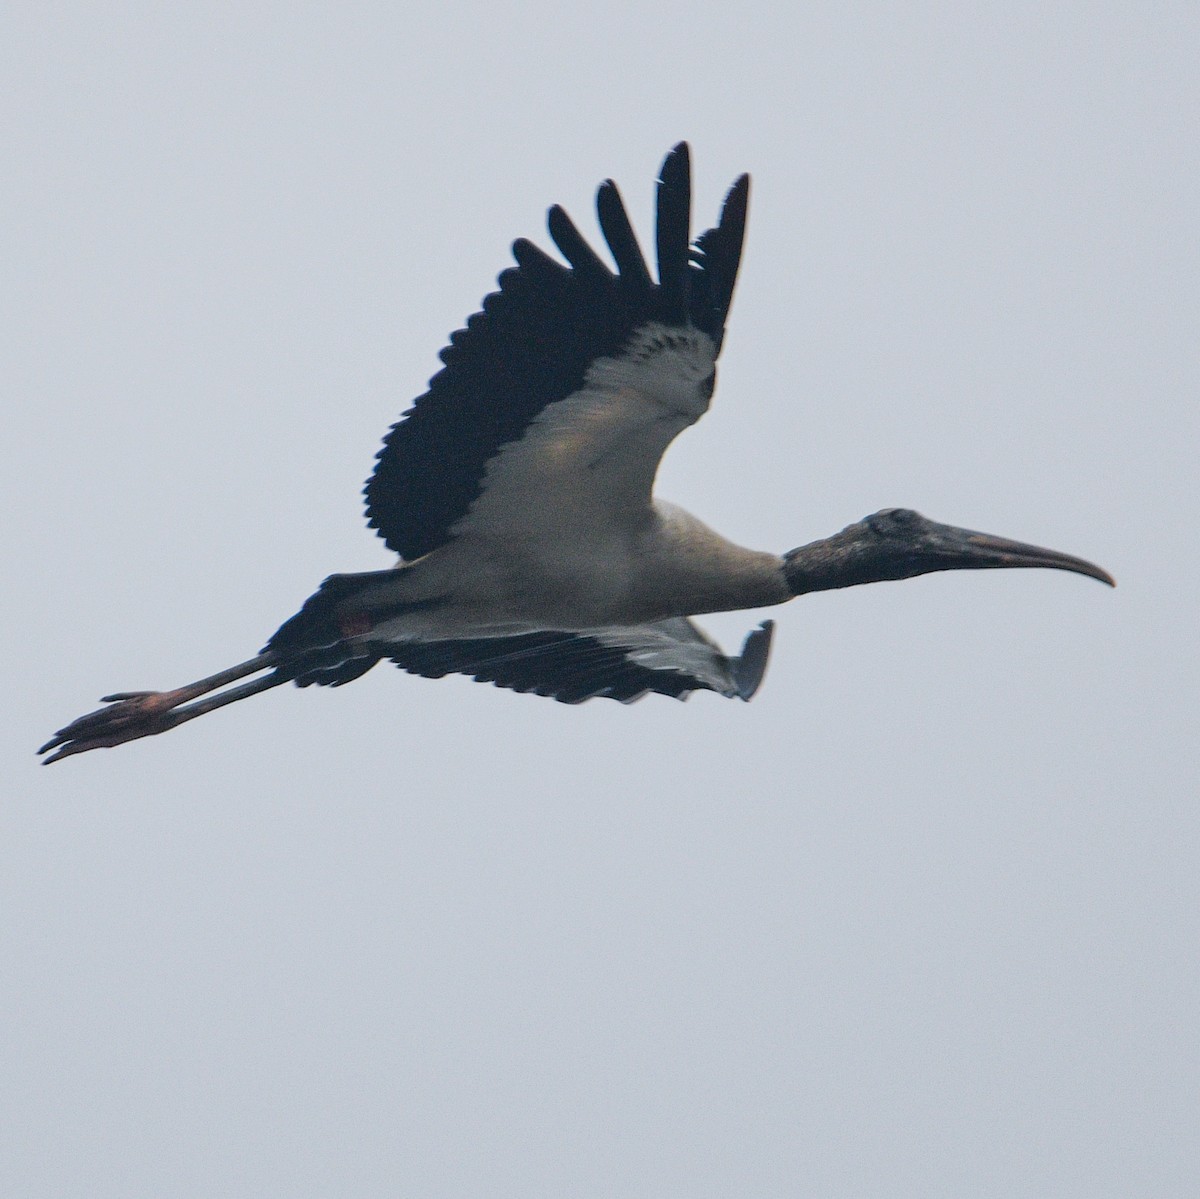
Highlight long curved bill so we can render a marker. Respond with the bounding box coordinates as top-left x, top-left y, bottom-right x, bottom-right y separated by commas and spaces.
937, 524, 1115, 586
